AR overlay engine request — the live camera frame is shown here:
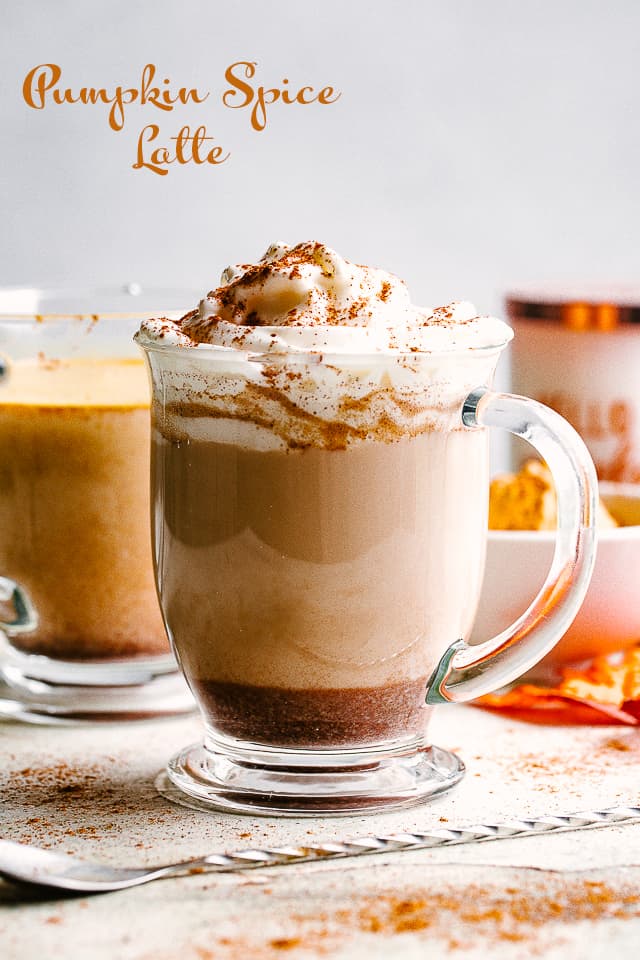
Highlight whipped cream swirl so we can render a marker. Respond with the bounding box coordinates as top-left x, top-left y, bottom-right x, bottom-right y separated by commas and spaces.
138, 241, 511, 356
137, 243, 513, 449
